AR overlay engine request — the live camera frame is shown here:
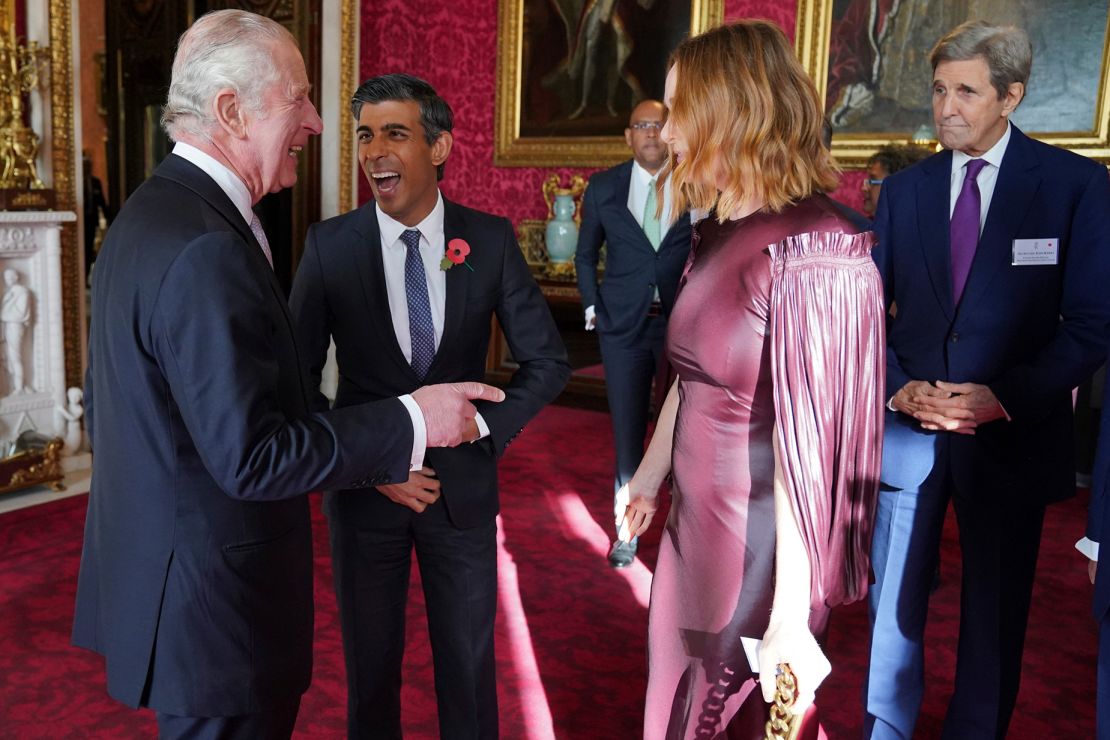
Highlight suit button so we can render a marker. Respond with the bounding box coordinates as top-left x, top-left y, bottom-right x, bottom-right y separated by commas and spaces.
950, 333, 959, 343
